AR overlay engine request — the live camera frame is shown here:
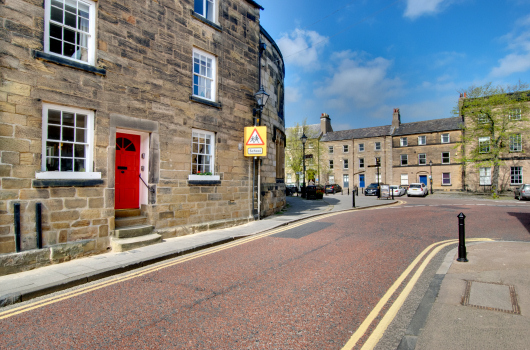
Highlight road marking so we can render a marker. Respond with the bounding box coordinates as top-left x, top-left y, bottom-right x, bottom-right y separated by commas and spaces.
0, 202, 398, 320
342, 238, 493, 350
